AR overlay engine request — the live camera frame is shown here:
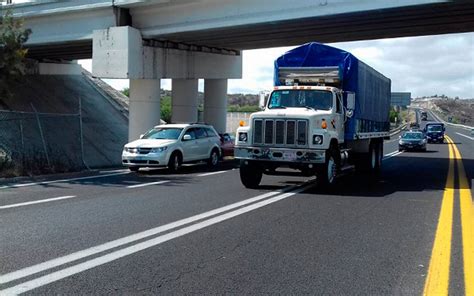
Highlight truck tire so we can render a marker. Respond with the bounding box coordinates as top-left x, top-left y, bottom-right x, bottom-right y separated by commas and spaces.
316, 146, 339, 187
356, 140, 382, 174
239, 160, 263, 189
368, 140, 382, 174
